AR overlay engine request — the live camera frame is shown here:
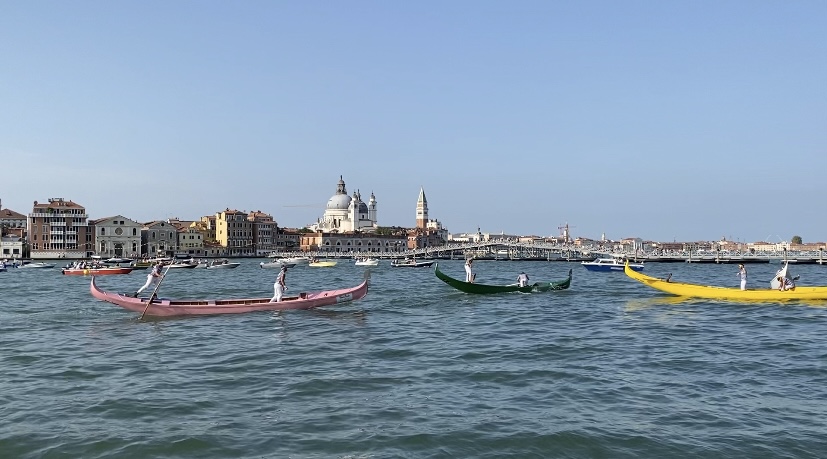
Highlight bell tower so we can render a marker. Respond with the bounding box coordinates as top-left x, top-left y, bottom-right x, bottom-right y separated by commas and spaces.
416, 187, 428, 229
